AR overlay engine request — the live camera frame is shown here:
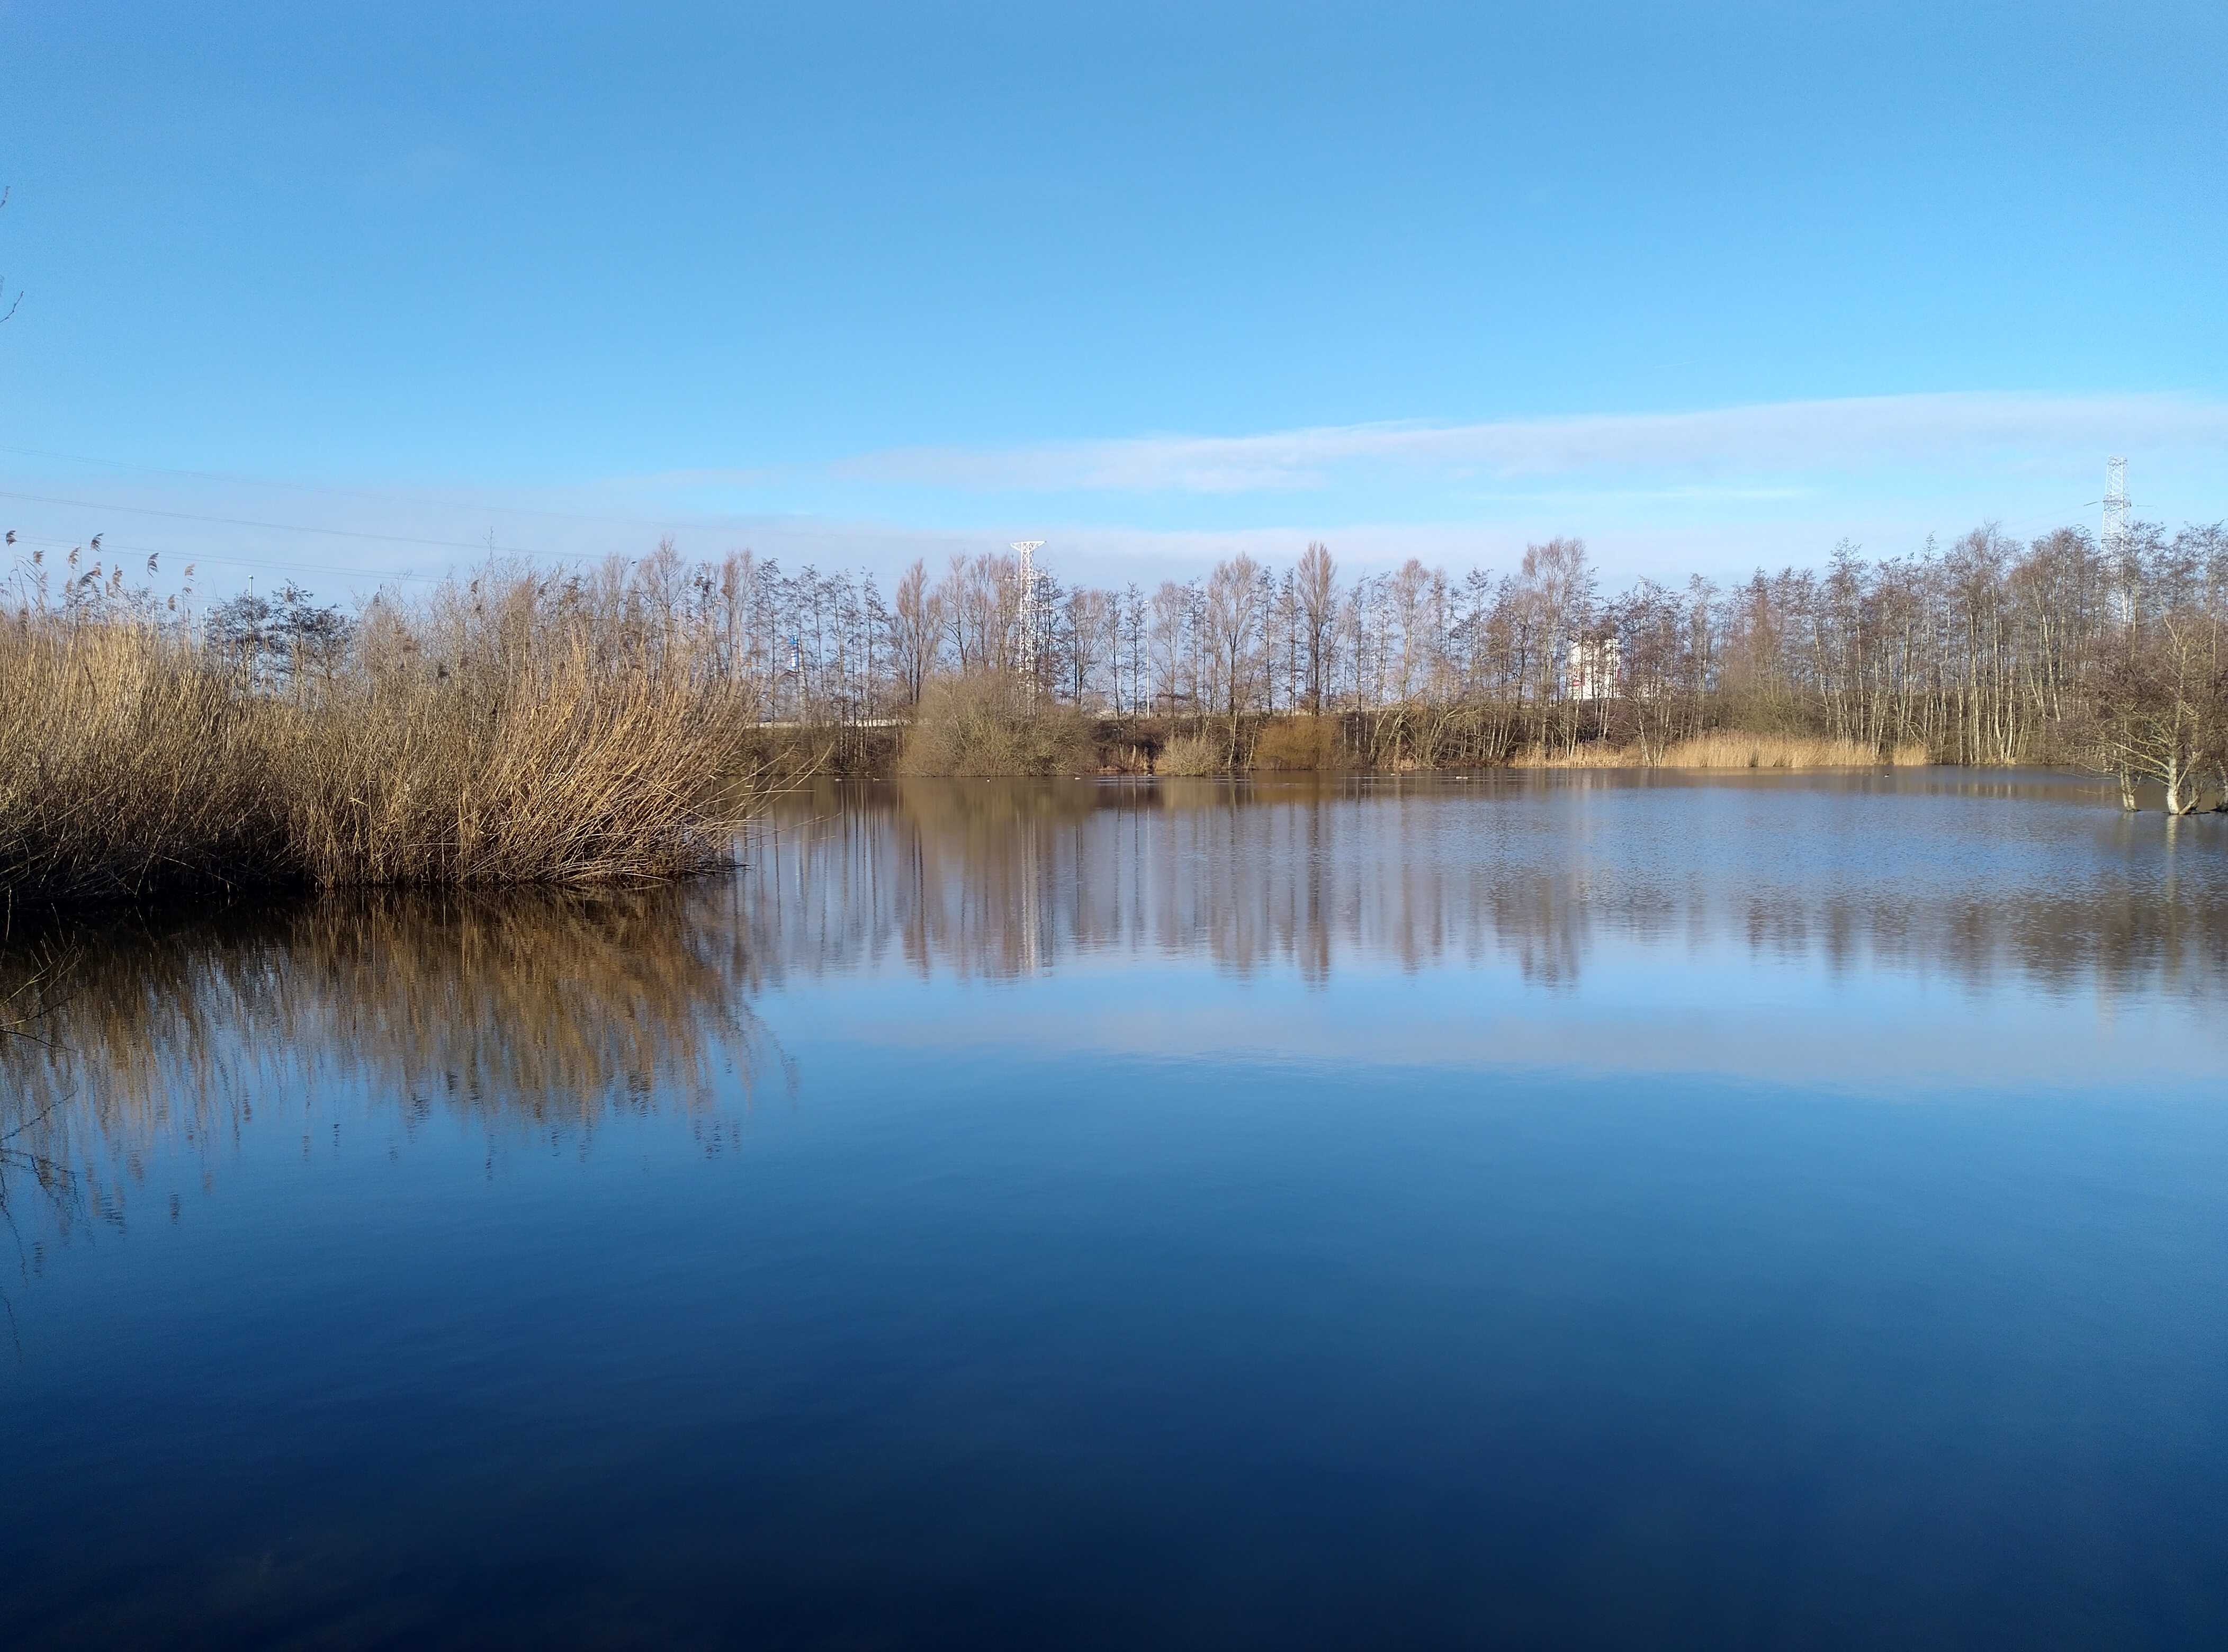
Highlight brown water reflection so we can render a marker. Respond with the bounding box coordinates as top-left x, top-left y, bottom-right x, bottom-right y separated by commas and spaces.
744, 772, 2228, 998
0, 885, 780, 1236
